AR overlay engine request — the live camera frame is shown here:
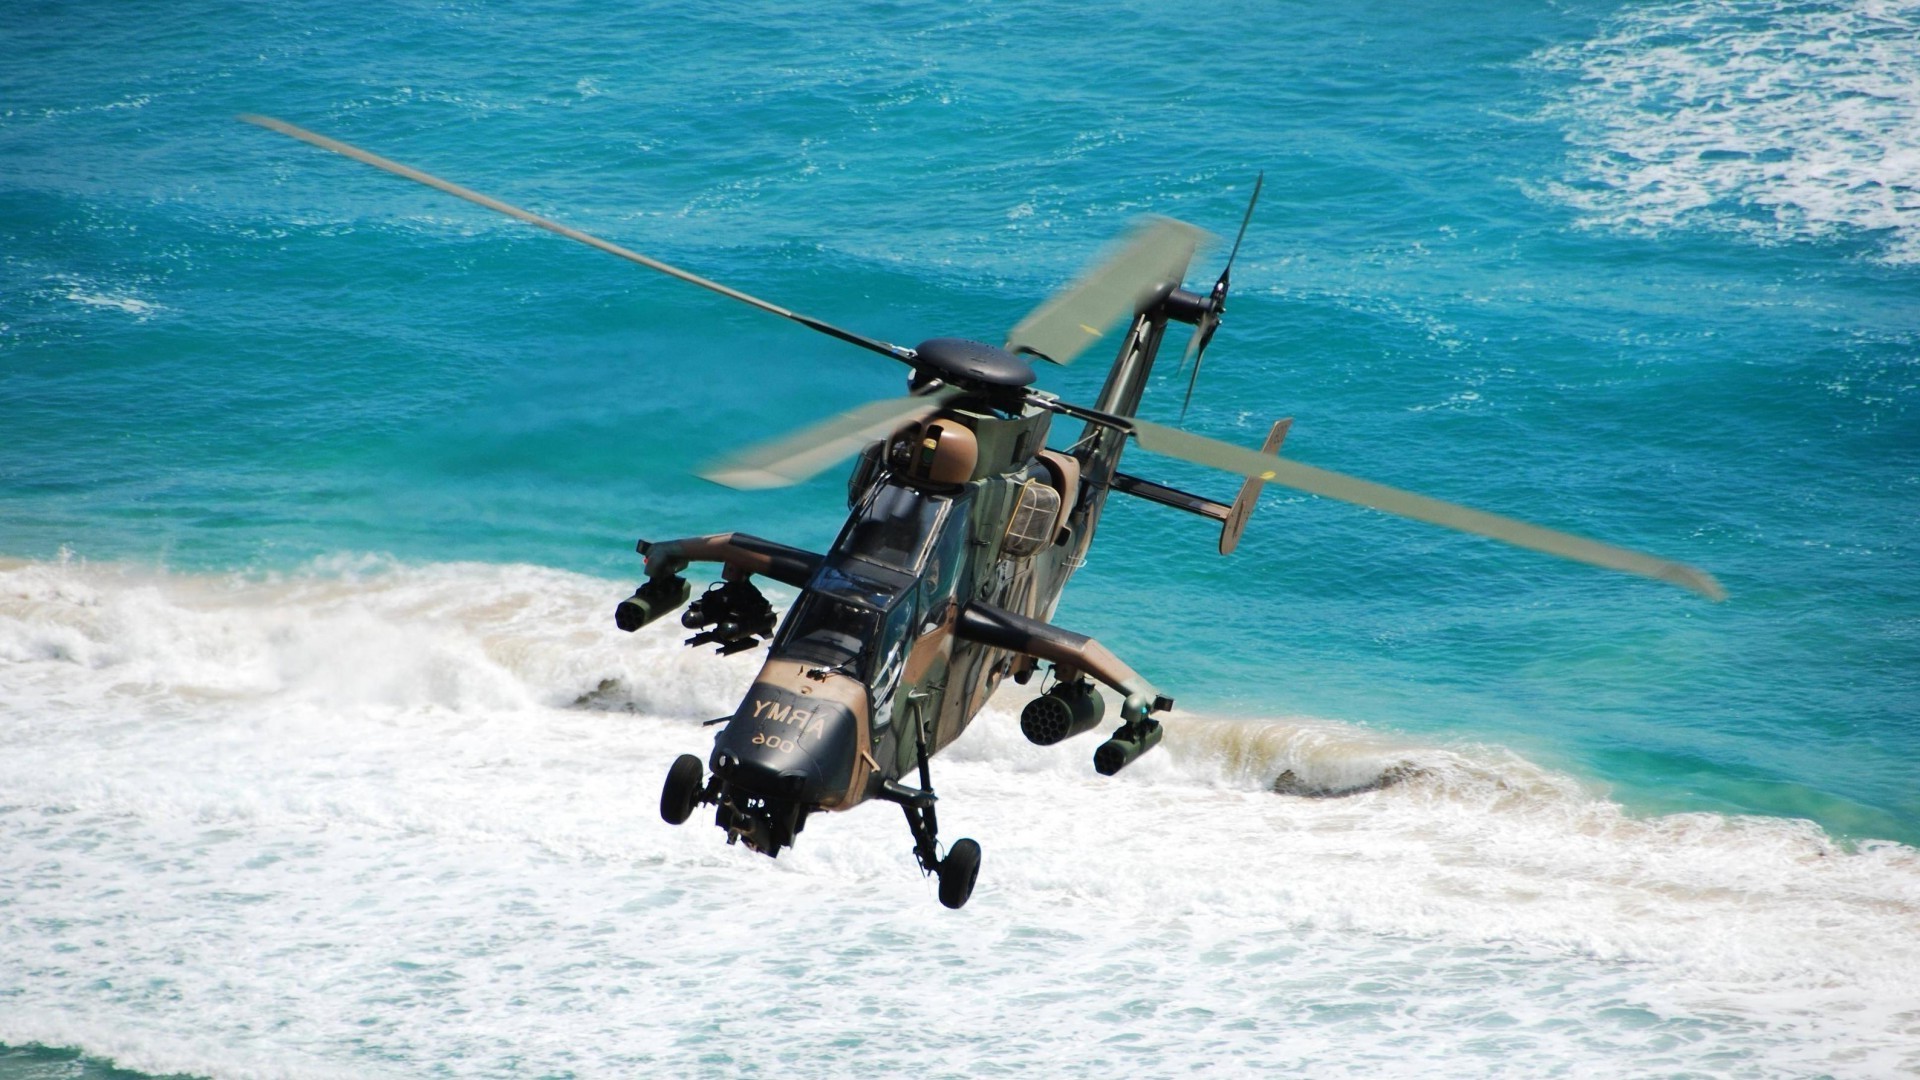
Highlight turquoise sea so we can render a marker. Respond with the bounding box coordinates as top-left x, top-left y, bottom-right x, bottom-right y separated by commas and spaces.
3, 0, 1916, 1076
